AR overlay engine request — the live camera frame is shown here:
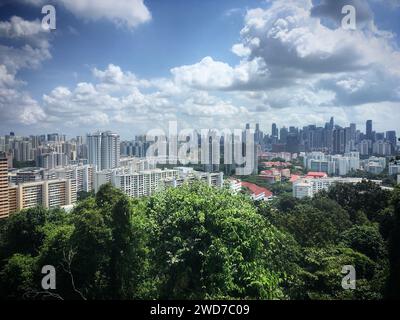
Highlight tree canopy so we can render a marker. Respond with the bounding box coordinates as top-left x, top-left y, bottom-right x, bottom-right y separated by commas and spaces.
0, 182, 398, 300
